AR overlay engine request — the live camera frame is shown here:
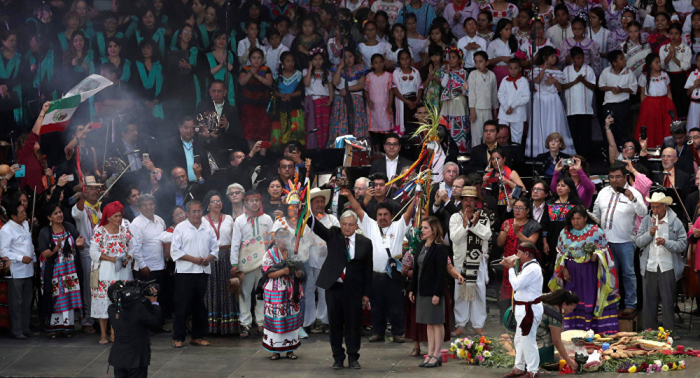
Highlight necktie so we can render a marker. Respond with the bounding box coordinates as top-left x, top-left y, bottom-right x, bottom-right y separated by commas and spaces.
341, 237, 350, 282
664, 174, 672, 188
